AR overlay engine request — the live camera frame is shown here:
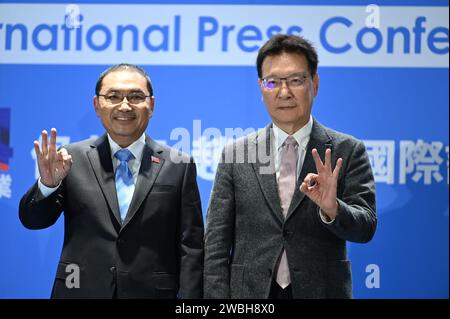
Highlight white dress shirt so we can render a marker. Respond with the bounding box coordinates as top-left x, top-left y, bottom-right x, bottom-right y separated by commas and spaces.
272, 116, 313, 181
